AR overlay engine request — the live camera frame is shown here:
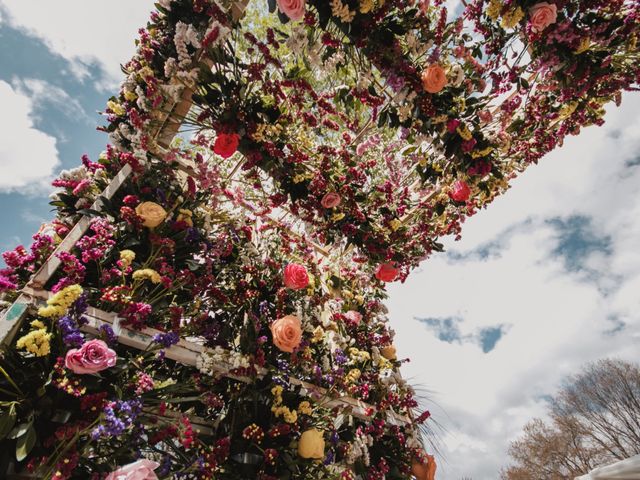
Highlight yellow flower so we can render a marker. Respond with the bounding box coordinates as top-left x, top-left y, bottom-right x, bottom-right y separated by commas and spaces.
331, 0, 355, 22
501, 7, 524, 29
311, 326, 325, 343
107, 100, 126, 116
120, 249, 136, 268
456, 125, 473, 141
345, 369, 361, 384
574, 37, 592, 54
389, 219, 402, 232
331, 212, 346, 222
123, 90, 138, 102
132, 269, 162, 284
487, 0, 502, 20
38, 285, 83, 319
298, 429, 325, 459
298, 401, 313, 416
176, 209, 194, 227
16, 328, 52, 357
283, 408, 298, 424
381, 345, 397, 361
359, 0, 374, 13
